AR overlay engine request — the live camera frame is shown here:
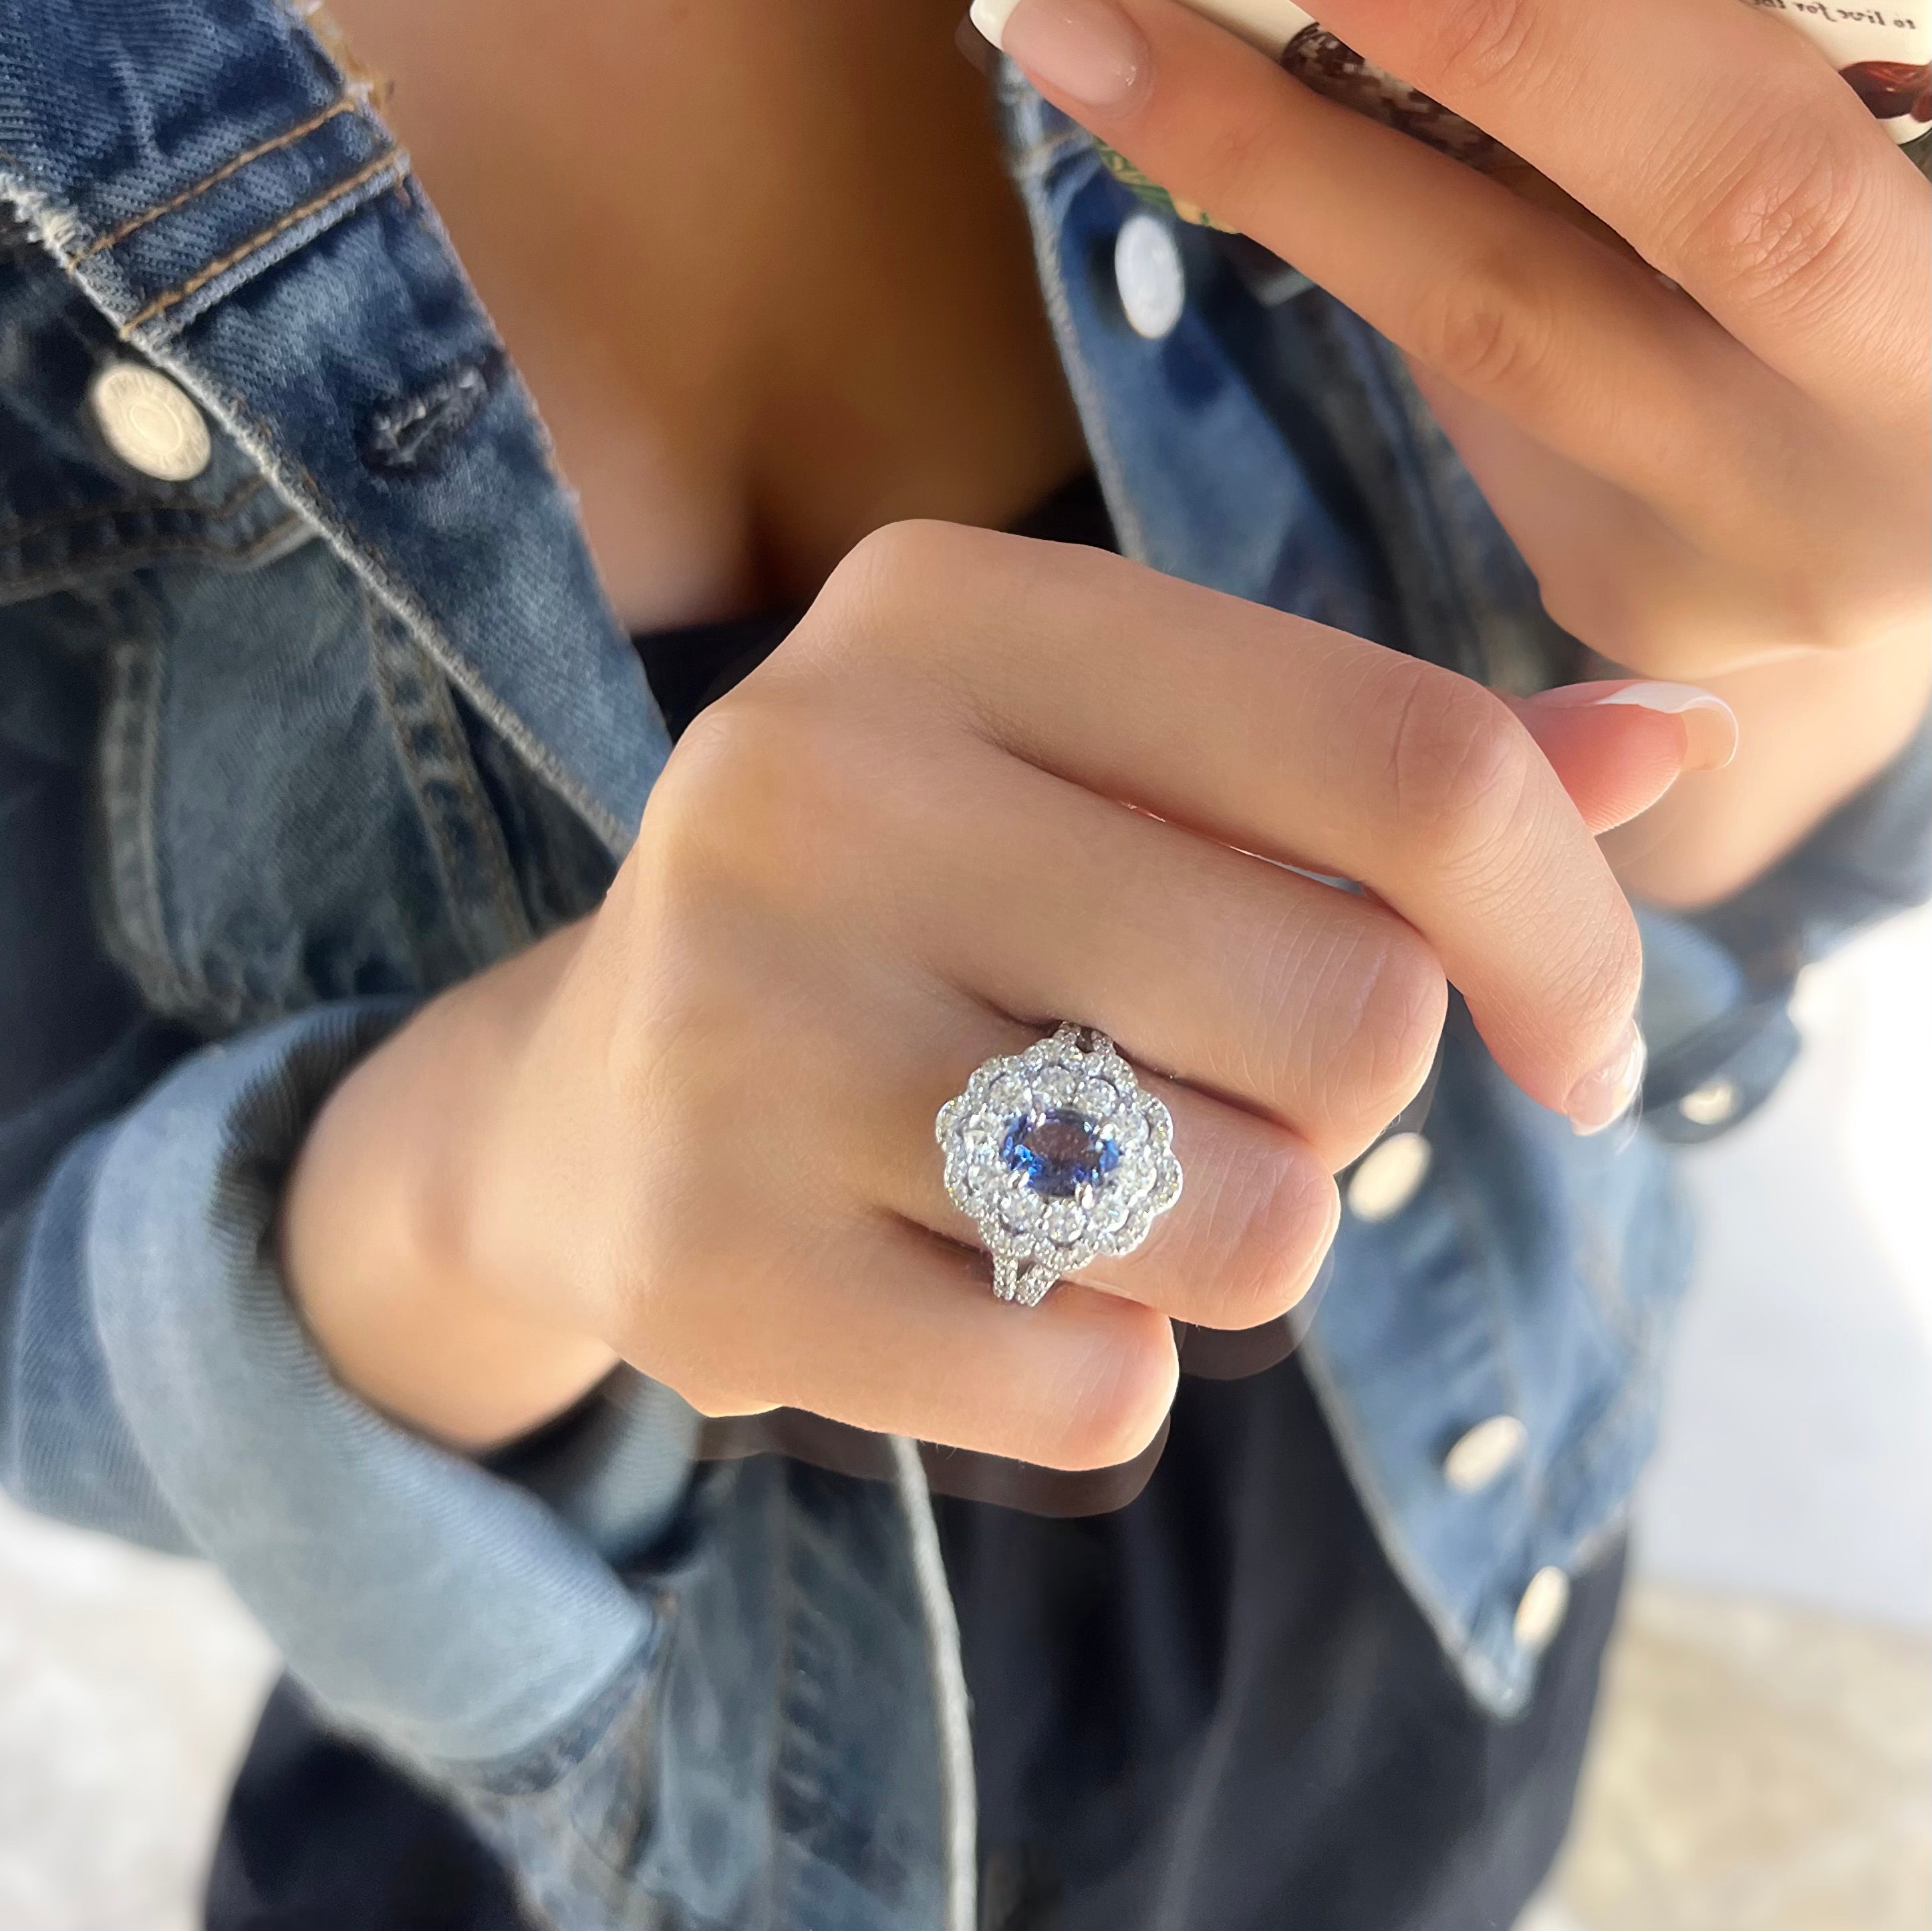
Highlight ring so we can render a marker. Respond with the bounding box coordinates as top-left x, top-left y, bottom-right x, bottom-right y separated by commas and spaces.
936, 1022, 1184, 1308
